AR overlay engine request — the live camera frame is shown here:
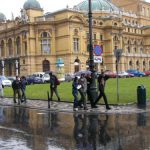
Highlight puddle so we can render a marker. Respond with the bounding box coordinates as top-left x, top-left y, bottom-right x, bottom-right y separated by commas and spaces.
0, 106, 149, 150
